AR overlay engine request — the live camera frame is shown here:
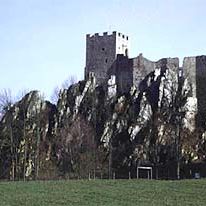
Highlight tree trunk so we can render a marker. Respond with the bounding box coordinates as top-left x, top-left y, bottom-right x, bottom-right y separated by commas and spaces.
9, 122, 15, 181
108, 139, 112, 179
176, 120, 180, 180
23, 140, 27, 181
35, 125, 40, 180
155, 165, 158, 179
23, 115, 27, 181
